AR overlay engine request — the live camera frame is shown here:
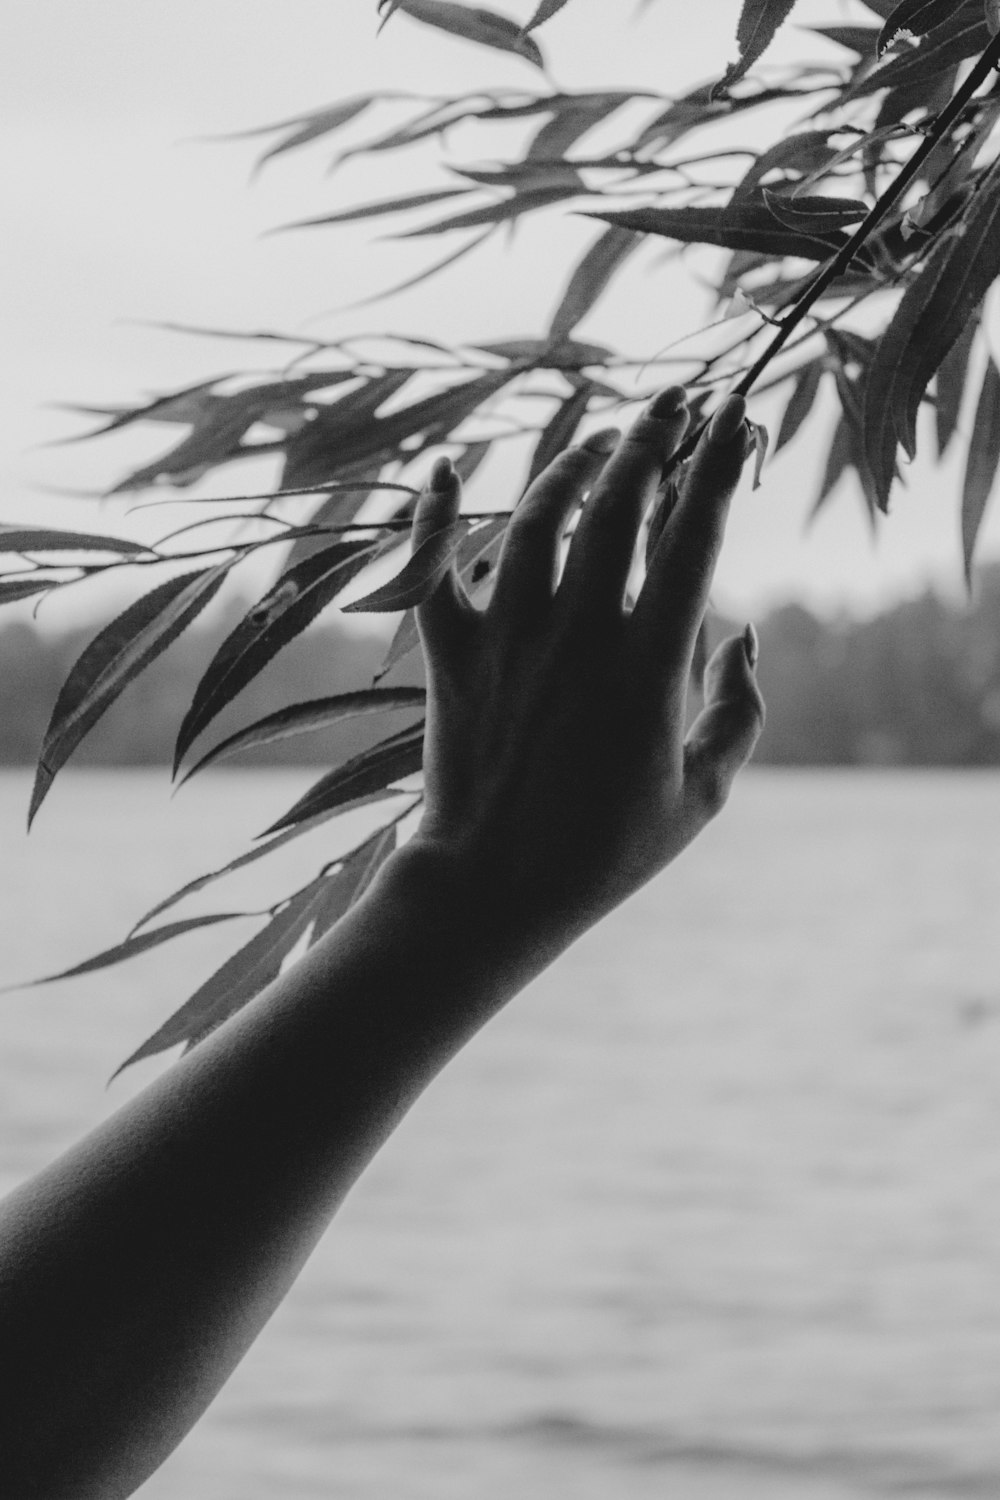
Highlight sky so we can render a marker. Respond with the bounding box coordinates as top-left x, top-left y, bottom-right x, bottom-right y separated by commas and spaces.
4, 0, 1000, 624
